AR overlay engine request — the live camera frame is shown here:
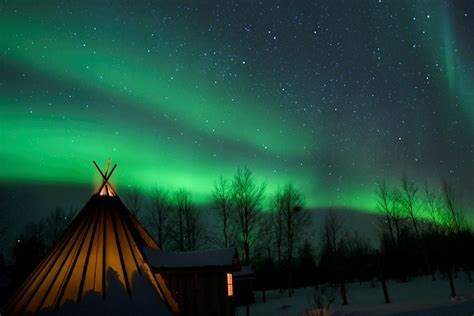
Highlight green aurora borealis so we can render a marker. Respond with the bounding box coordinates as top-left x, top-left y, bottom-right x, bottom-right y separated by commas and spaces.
1, 1, 473, 218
